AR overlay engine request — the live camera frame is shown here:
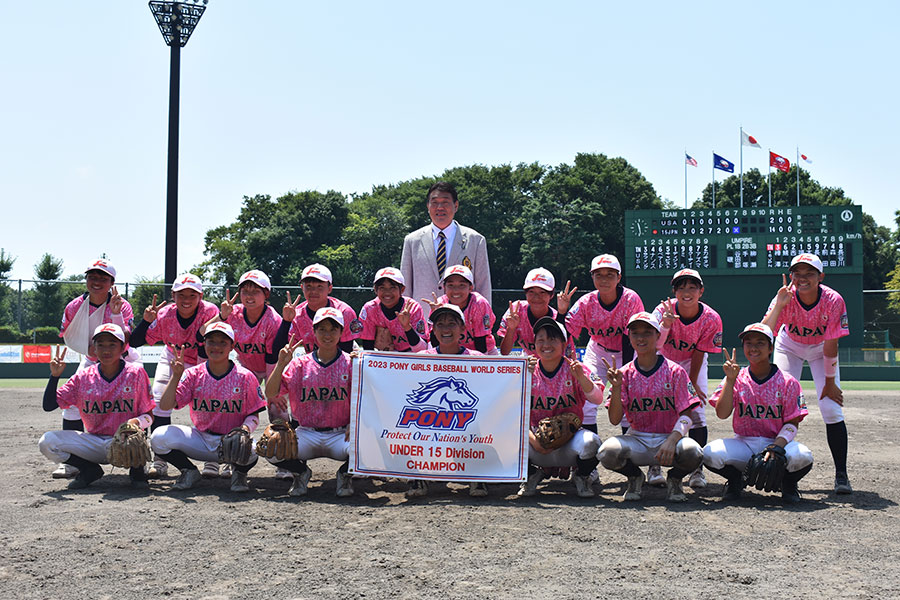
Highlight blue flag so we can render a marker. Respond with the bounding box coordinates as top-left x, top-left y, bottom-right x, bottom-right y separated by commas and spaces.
713, 153, 735, 173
